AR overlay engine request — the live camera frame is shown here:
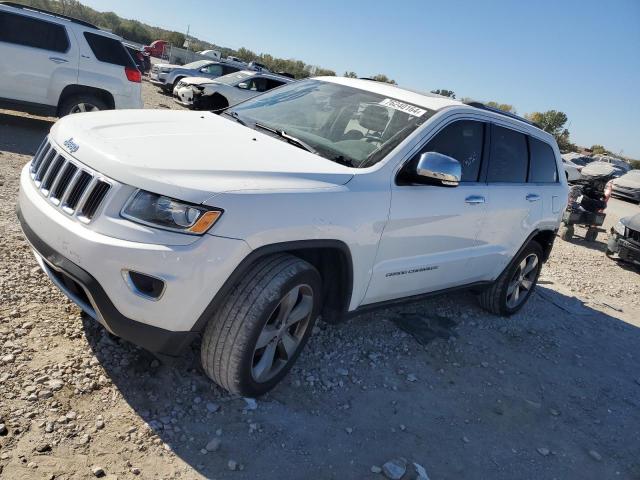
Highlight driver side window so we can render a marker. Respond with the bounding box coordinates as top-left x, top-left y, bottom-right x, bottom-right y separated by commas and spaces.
420, 120, 485, 182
